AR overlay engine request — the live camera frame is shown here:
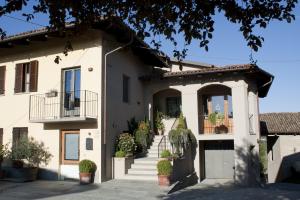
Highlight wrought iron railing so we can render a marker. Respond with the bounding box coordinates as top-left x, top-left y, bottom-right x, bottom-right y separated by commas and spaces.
158, 135, 166, 158
29, 90, 98, 122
